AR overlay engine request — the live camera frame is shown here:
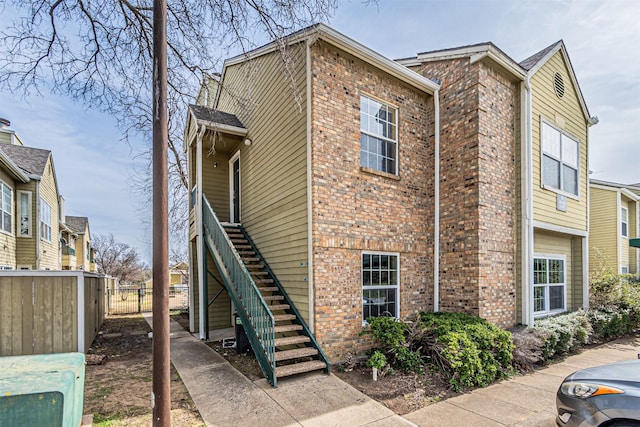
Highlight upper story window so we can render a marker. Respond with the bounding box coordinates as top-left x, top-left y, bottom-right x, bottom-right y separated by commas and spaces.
1, 181, 12, 234
17, 190, 32, 237
541, 121, 579, 196
621, 206, 628, 237
360, 95, 398, 175
40, 198, 52, 242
